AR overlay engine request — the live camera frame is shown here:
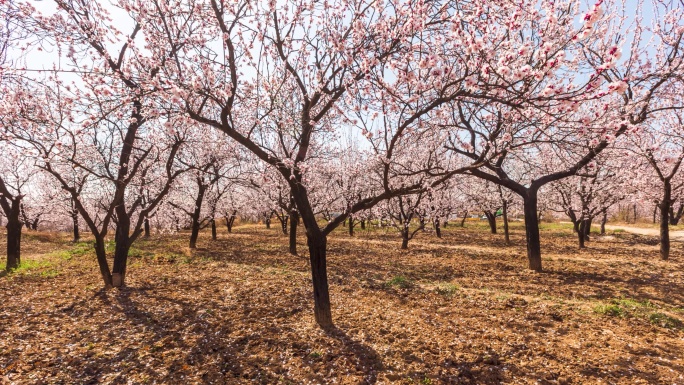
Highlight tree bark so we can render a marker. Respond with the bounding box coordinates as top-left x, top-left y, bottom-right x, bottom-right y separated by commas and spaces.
502, 200, 510, 245
289, 210, 298, 255
94, 237, 113, 288
265, 217, 271, 229
348, 216, 354, 236
460, 211, 468, 227
143, 217, 150, 238
280, 216, 288, 235
225, 211, 236, 233
360, 220, 365, 230
71, 207, 80, 243
306, 232, 332, 328
434, 218, 441, 238
111, 220, 131, 287
584, 218, 592, 241
5, 214, 22, 271
660, 181, 671, 260
669, 204, 684, 225
633, 203, 638, 224
653, 204, 658, 224
577, 220, 586, 248
484, 211, 497, 234
600, 210, 607, 235
523, 191, 542, 272
211, 218, 217, 240
189, 184, 207, 249
401, 229, 409, 249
